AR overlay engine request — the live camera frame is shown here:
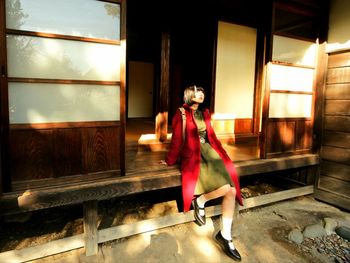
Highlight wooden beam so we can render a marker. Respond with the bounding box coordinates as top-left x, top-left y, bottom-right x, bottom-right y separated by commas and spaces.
119, 0, 126, 175
275, 2, 318, 18
0, 234, 84, 263
313, 42, 327, 154
156, 31, 170, 142
235, 153, 319, 176
275, 19, 312, 34
240, 185, 313, 209
0, 0, 10, 194
0, 186, 314, 262
0, 168, 182, 215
